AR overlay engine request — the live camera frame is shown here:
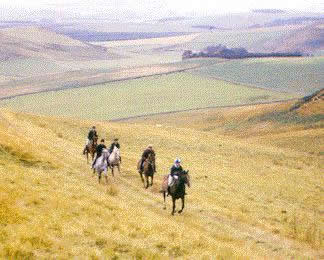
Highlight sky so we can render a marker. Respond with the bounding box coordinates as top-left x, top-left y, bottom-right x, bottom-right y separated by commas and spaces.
1, 0, 323, 17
